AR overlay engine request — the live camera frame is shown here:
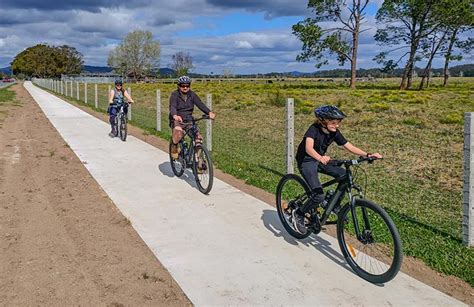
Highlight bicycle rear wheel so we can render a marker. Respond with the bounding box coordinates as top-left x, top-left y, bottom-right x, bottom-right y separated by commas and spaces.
337, 199, 402, 283
119, 115, 127, 141
169, 141, 185, 177
192, 144, 213, 194
276, 174, 312, 239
